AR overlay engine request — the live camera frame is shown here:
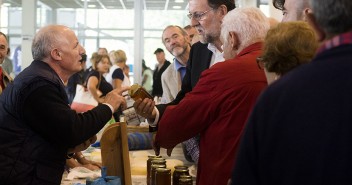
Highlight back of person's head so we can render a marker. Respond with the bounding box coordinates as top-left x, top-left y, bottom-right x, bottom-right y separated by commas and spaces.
208, 0, 236, 11
91, 54, 110, 70
112, 50, 127, 64
221, 7, 269, 53
142, 59, 148, 69
32, 25, 68, 61
261, 21, 318, 76
310, 0, 352, 37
